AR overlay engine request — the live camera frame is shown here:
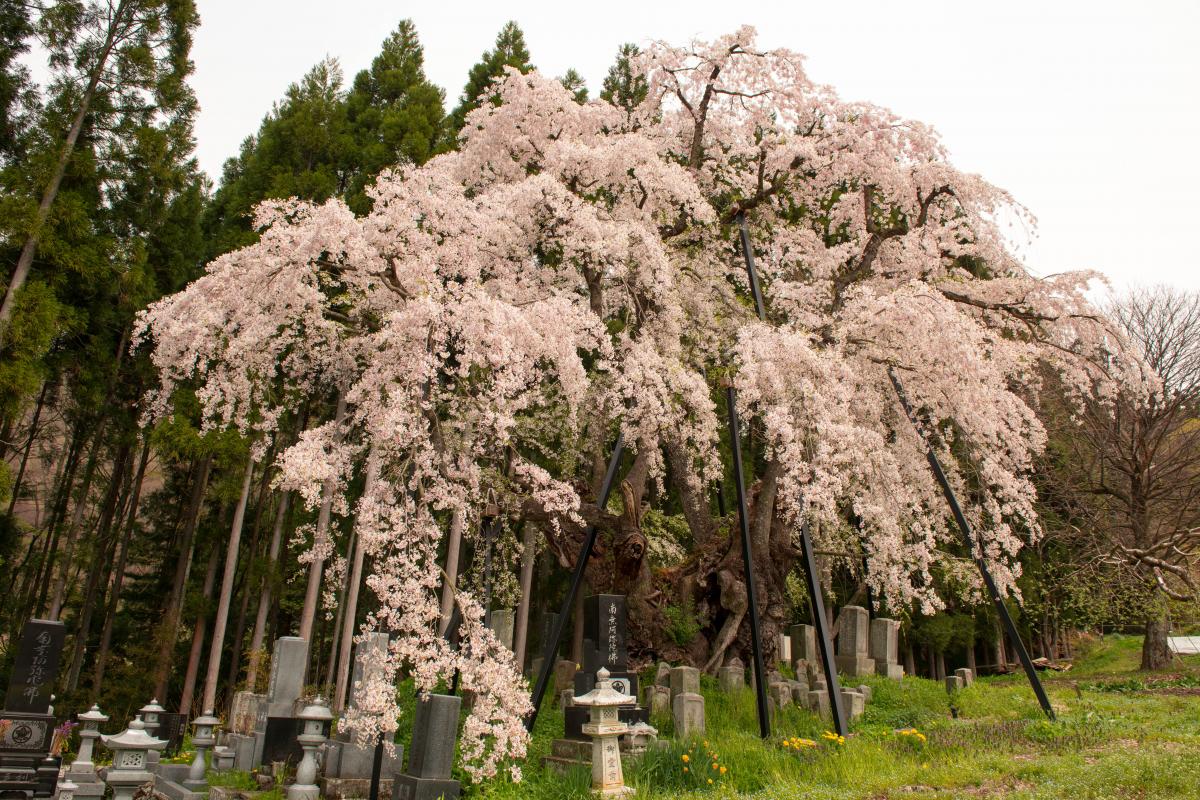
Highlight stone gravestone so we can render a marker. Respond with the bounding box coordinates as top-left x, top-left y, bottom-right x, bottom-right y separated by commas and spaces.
768, 682, 791, 711
0, 619, 64, 800
789, 624, 817, 668
946, 675, 963, 693
869, 618, 904, 680
227, 690, 263, 770
840, 688, 865, 720
717, 657, 744, 692
4, 619, 66, 713
324, 633, 403, 798
564, 596, 647, 741
777, 633, 792, 665
653, 662, 671, 688
157, 713, 188, 758
486, 609, 515, 651
671, 692, 705, 737
668, 666, 699, 700
392, 694, 460, 800
834, 606, 875, 677
954, 668, 974, 687
252, 637, 309, 768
